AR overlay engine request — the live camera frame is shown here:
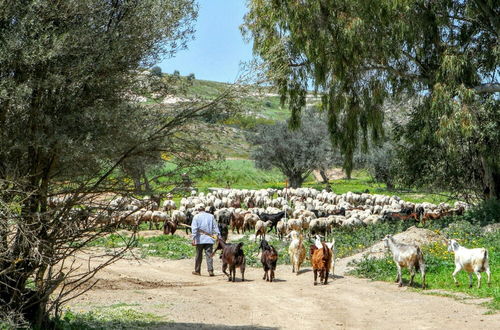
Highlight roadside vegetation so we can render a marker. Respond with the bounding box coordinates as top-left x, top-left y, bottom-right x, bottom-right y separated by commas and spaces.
348, 206, 500, 311
56, 305, 165, 330
89, 234, 194, 260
